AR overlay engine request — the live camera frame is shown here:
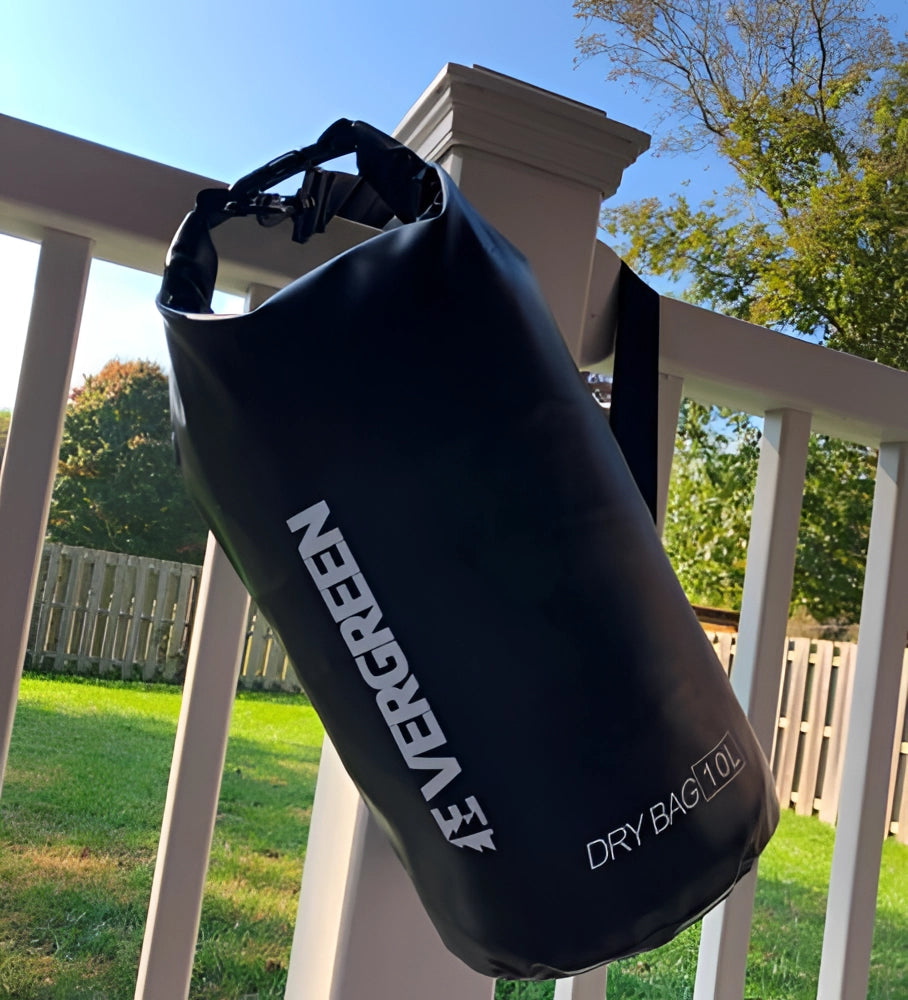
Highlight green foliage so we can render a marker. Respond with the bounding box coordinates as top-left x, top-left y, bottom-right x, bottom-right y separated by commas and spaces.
663, 402, 873, 623
795, 433, 876, 625
0, 409, 10, 467
576, 0, 908, 367
496, 982, 558, 999
662, 402, 760, 610
46, 360, 207, 563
